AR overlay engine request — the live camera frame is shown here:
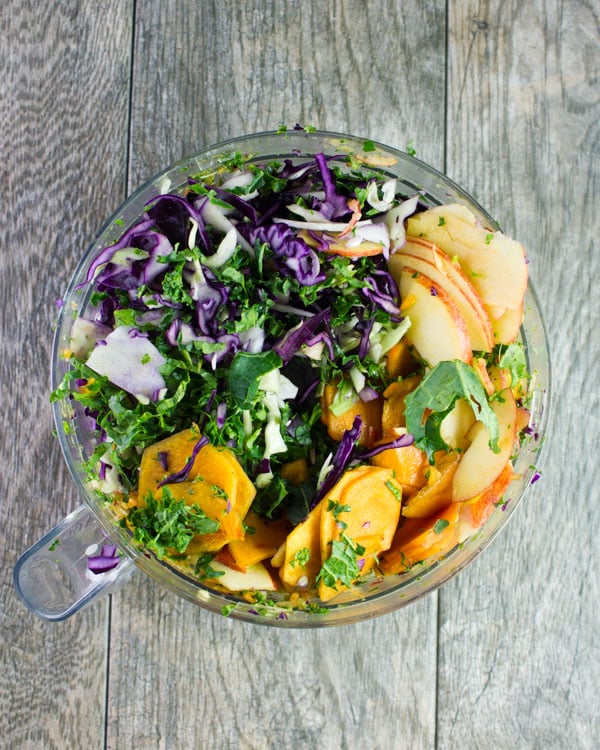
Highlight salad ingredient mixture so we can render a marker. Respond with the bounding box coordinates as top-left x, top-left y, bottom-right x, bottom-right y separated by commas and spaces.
53, 145, 531, 609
